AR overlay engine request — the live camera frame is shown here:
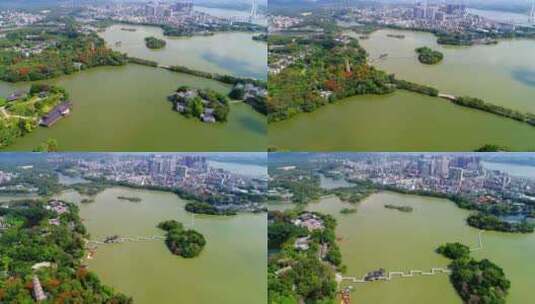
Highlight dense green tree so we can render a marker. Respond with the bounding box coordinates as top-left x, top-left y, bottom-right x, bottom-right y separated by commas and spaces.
158, 220, 206, 258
